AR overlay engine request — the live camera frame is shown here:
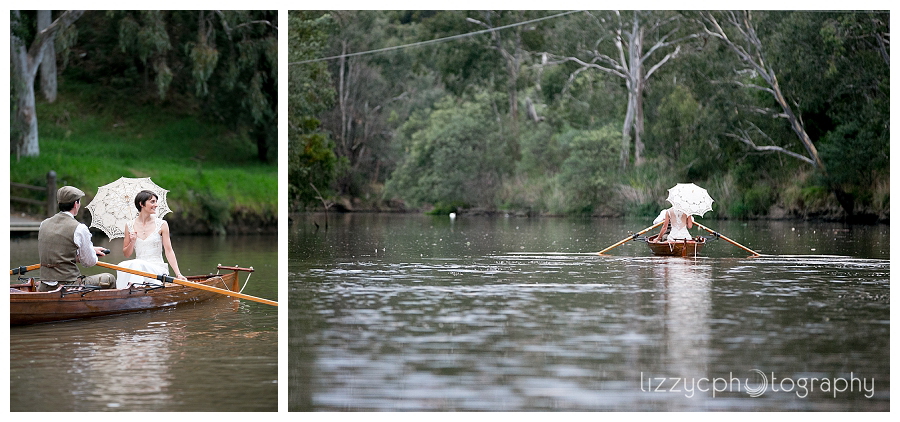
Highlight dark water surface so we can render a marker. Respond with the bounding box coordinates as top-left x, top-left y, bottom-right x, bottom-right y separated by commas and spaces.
289, 213, 888, 411
9, 234, 278, 412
